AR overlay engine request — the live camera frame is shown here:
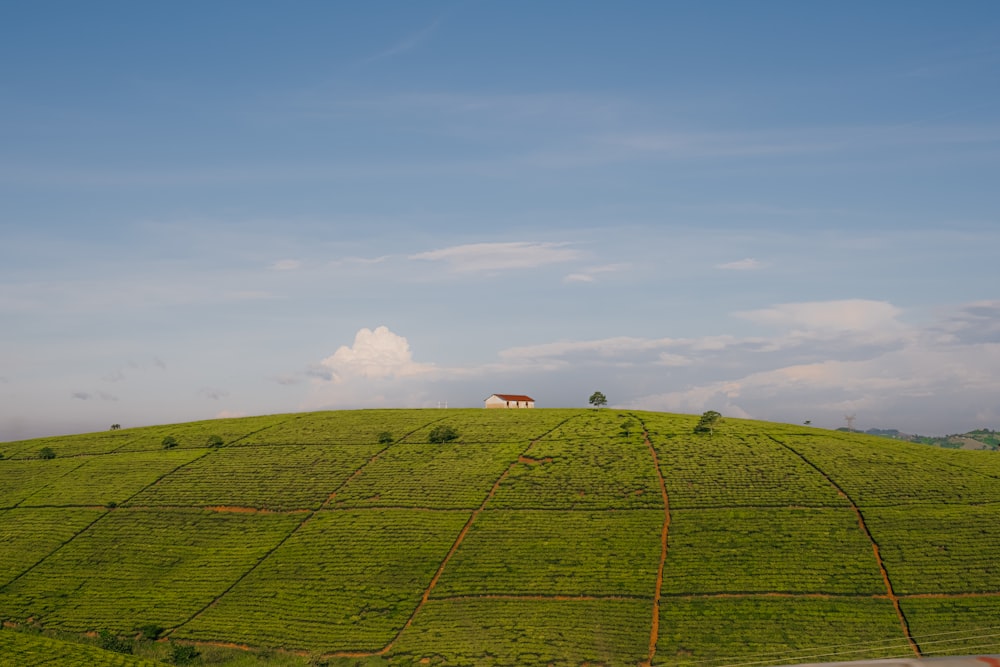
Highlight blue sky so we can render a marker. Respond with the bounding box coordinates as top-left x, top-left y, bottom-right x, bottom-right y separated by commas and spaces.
2, 1, 1000, 440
